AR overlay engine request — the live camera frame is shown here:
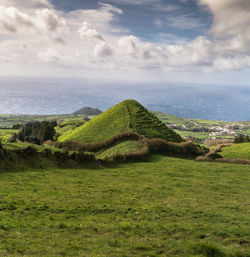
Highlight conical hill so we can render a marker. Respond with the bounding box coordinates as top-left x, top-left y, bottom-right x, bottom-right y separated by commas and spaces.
58, 100, 183, 143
